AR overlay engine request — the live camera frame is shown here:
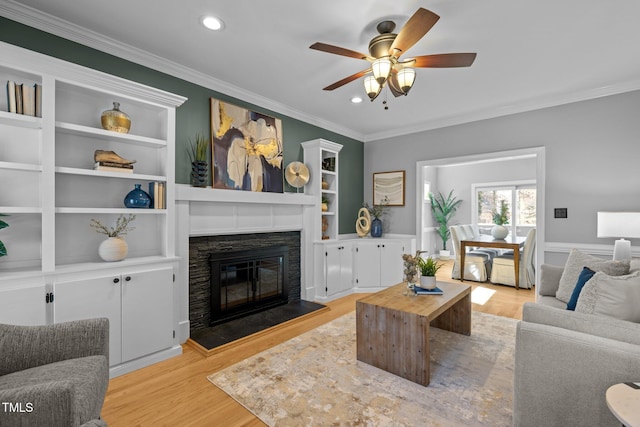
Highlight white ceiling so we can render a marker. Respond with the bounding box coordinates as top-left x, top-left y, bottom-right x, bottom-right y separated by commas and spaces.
3, 0, 640, 142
